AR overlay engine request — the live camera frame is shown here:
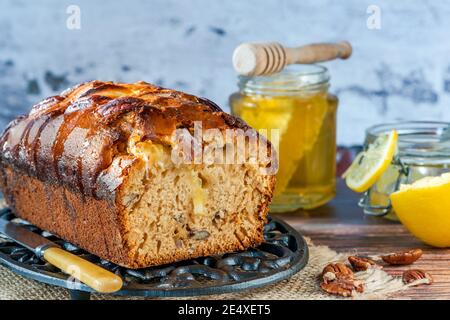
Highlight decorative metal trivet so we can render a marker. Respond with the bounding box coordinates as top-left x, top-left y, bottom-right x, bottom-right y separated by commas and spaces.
0, 207, 308, 300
